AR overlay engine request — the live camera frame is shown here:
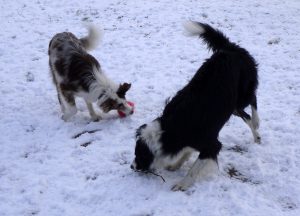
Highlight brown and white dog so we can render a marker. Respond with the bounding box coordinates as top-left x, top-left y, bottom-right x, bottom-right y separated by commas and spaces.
48, 25, 133, 121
